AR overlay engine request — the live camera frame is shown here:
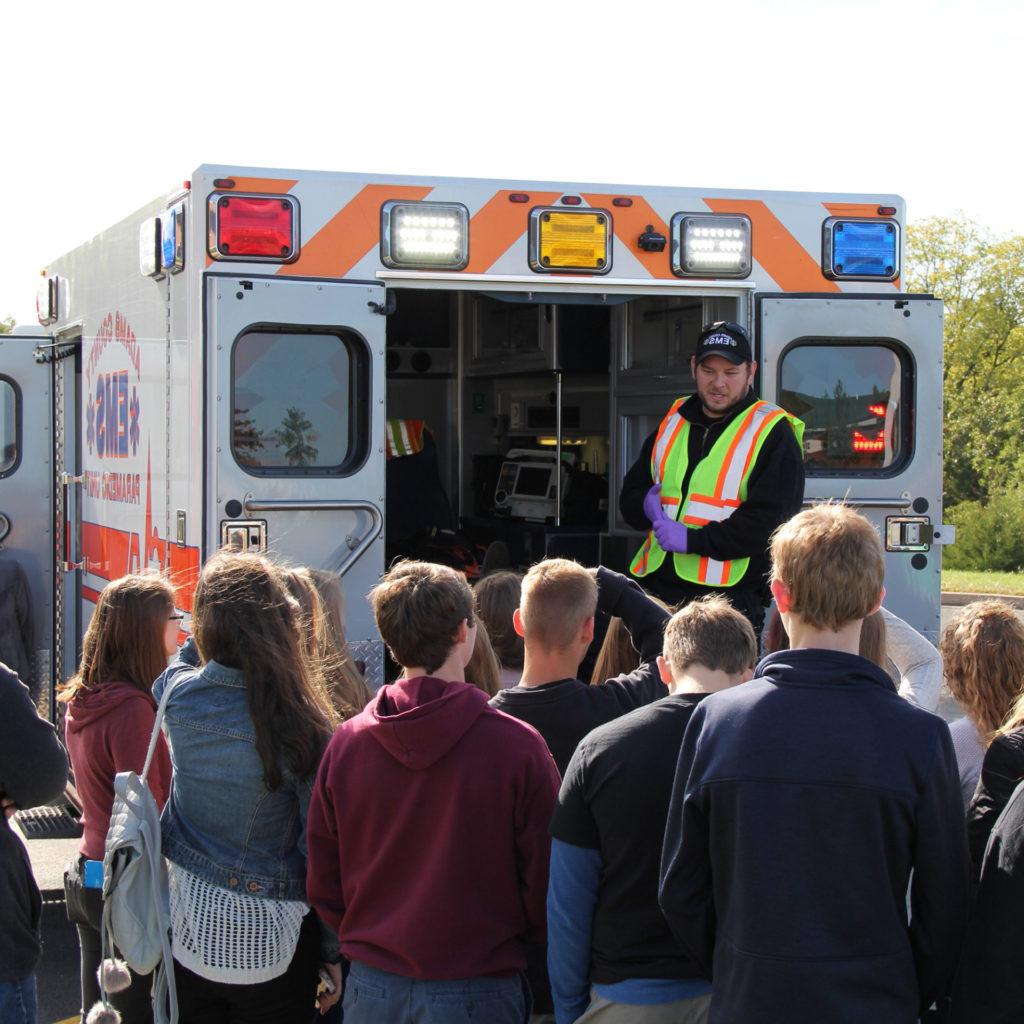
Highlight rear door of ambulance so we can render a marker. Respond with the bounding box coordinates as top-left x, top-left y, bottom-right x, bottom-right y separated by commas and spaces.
207, 275, 386, 681
758, 293, 946, 642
